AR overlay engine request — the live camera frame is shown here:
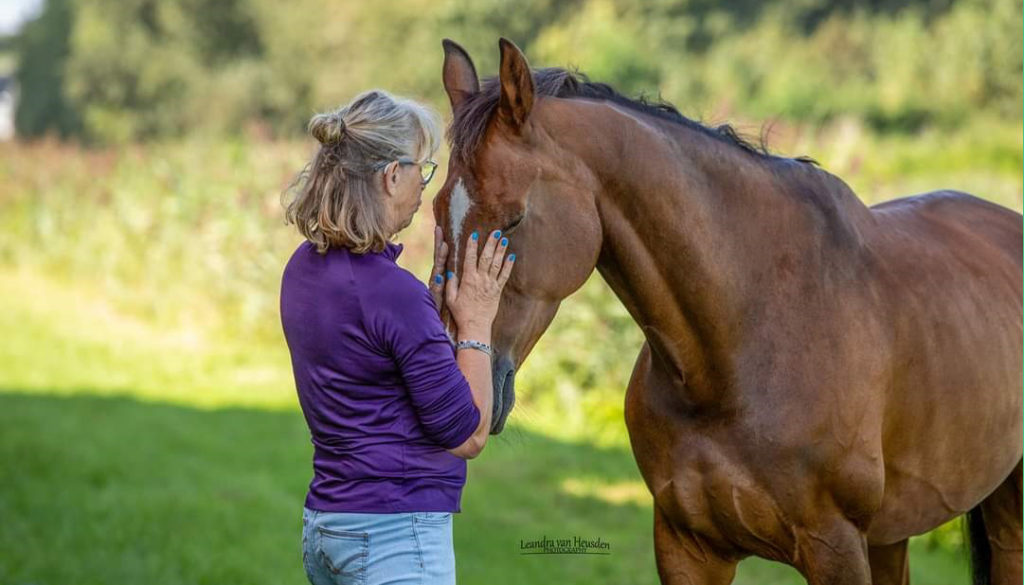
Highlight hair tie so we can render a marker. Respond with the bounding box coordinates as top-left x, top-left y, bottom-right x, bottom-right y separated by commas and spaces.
316, 114, 346, 146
